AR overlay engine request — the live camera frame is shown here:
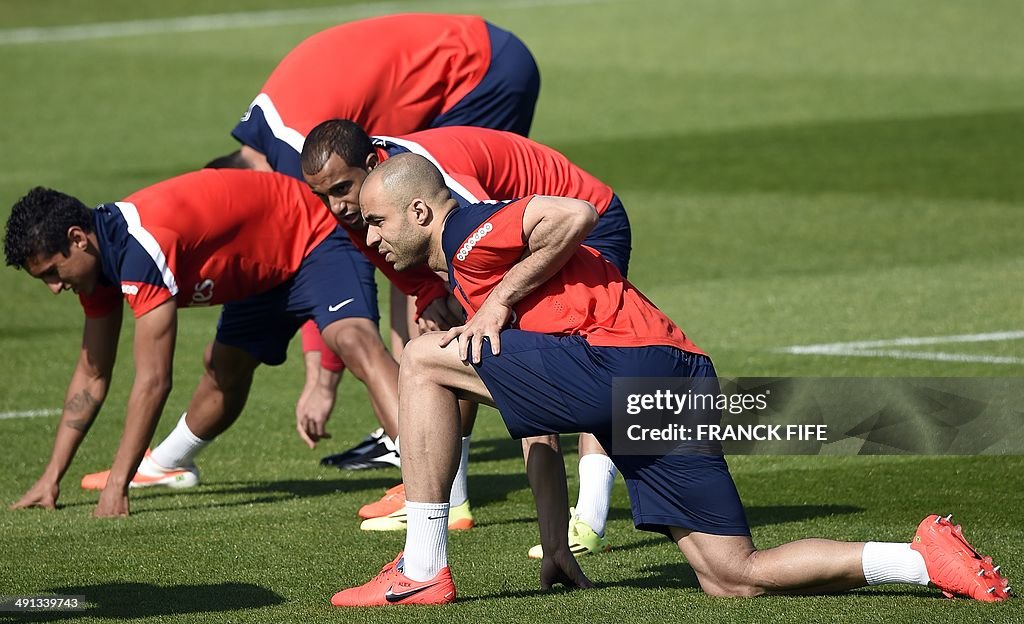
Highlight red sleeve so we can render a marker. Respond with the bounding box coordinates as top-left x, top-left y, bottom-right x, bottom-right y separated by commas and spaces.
342, 224, 449, 317
300, 319, 346, 373
79, 283, 122, 318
